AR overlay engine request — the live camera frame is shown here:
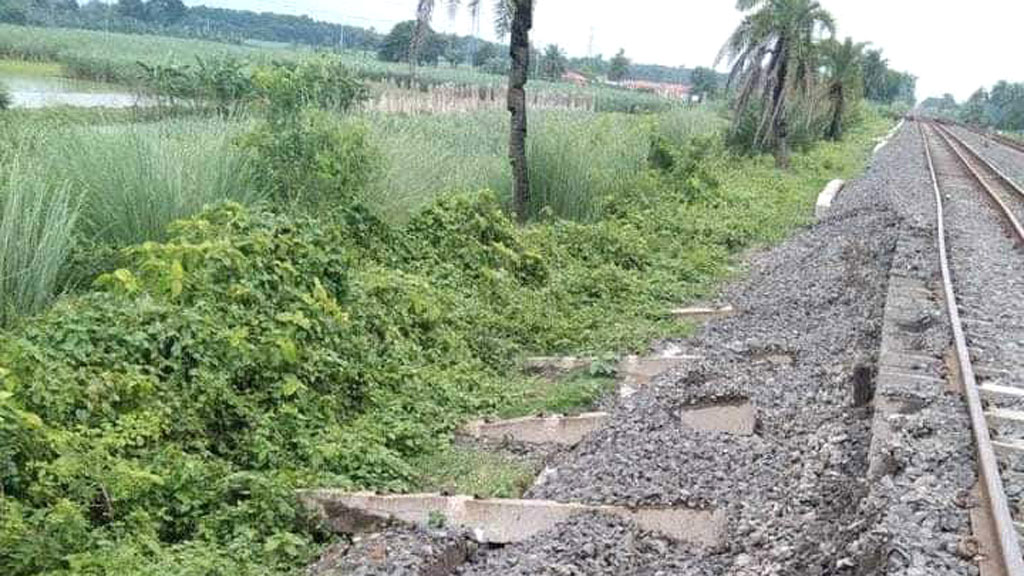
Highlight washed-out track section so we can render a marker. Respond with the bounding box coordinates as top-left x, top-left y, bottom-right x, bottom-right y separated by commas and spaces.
300, 317, 753, 574
920, 118, 1024, 575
